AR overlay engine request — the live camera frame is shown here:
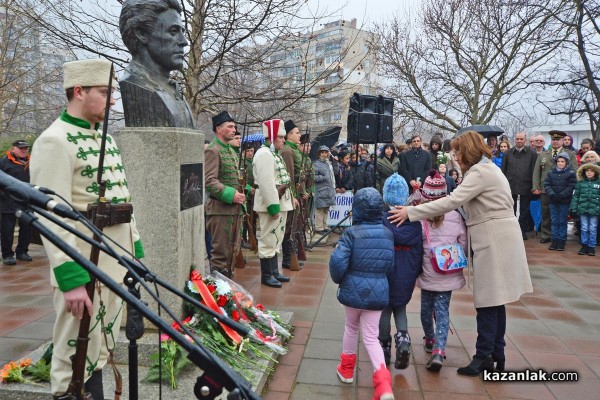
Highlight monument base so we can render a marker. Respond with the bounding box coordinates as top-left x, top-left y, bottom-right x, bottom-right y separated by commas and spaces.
115, 127, 205, 321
